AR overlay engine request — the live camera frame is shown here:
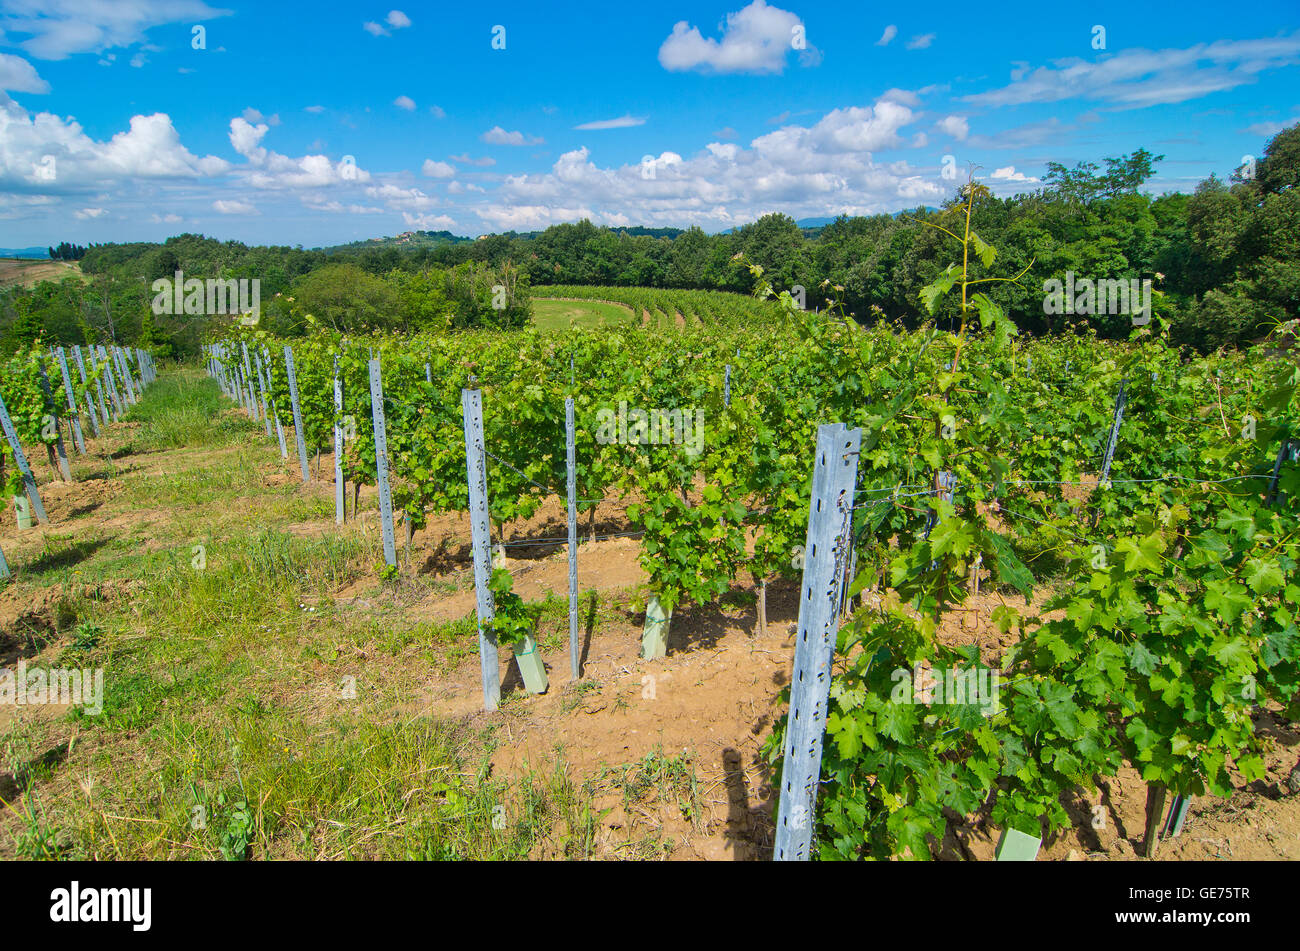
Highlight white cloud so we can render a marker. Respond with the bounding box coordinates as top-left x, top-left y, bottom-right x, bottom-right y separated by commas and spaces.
0, 53, 49, 92
475, 95, 941, 232
450, 153, 496, 167
658, 0, 818, 75
150, 212, 183, 223
242, 107, 280, 126
227, 116, 371, 188
1, 0, 233, 60
73, 207, 105, 218
365, 182, 437, 210
421, 158, 454, 177
429, 104, 446, 119
301, 193, 384, 214
905, 34, 935, 51
363, 11, 410, 37
393, 95, 416, 111
305, 104, 325, 113
481, 126, 544, 146
129, 52, 147, 68
991, 166, 1039, 183
402, 212, 456, 230
935, 115, 968, 140
1243, 117, 1300, 138
876, 25, 897, 47
965, 32, 1300, 109
0, 93, 230, 191
213, 198, 257, 214
574, 115, 647, 130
